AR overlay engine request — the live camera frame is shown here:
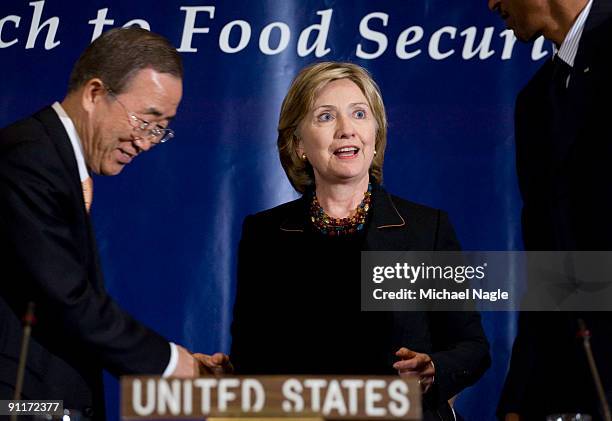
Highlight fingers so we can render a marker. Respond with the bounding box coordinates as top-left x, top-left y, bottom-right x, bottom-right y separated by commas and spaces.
397, 360, 434, 376
395, 359, 434, 377
398, 367, 434, 393
211, 352, 234, 373
393, 348, 431, 371
395, 347, 417, 359
210, 352, 230, 366
394, 348, 435, 394
170, 346, 233, 378
398, 368, 434, 393
193, 352, 233, 375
